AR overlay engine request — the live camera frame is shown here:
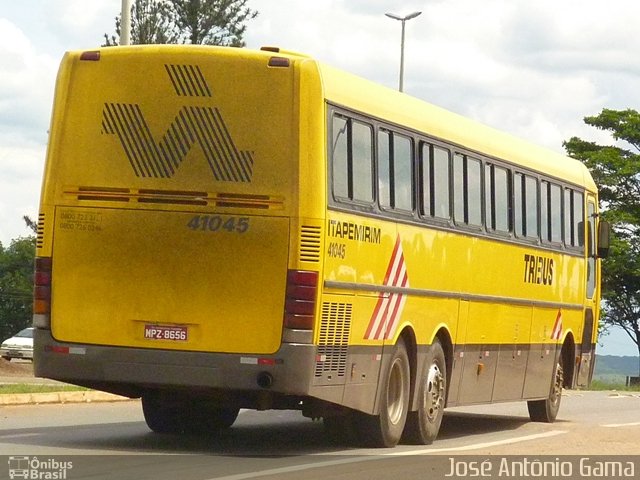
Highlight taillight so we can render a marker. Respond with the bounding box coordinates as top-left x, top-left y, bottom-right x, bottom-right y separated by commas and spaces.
283, 270, 318, 330
33, 257, 52, 326
80, 51, 101, 61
